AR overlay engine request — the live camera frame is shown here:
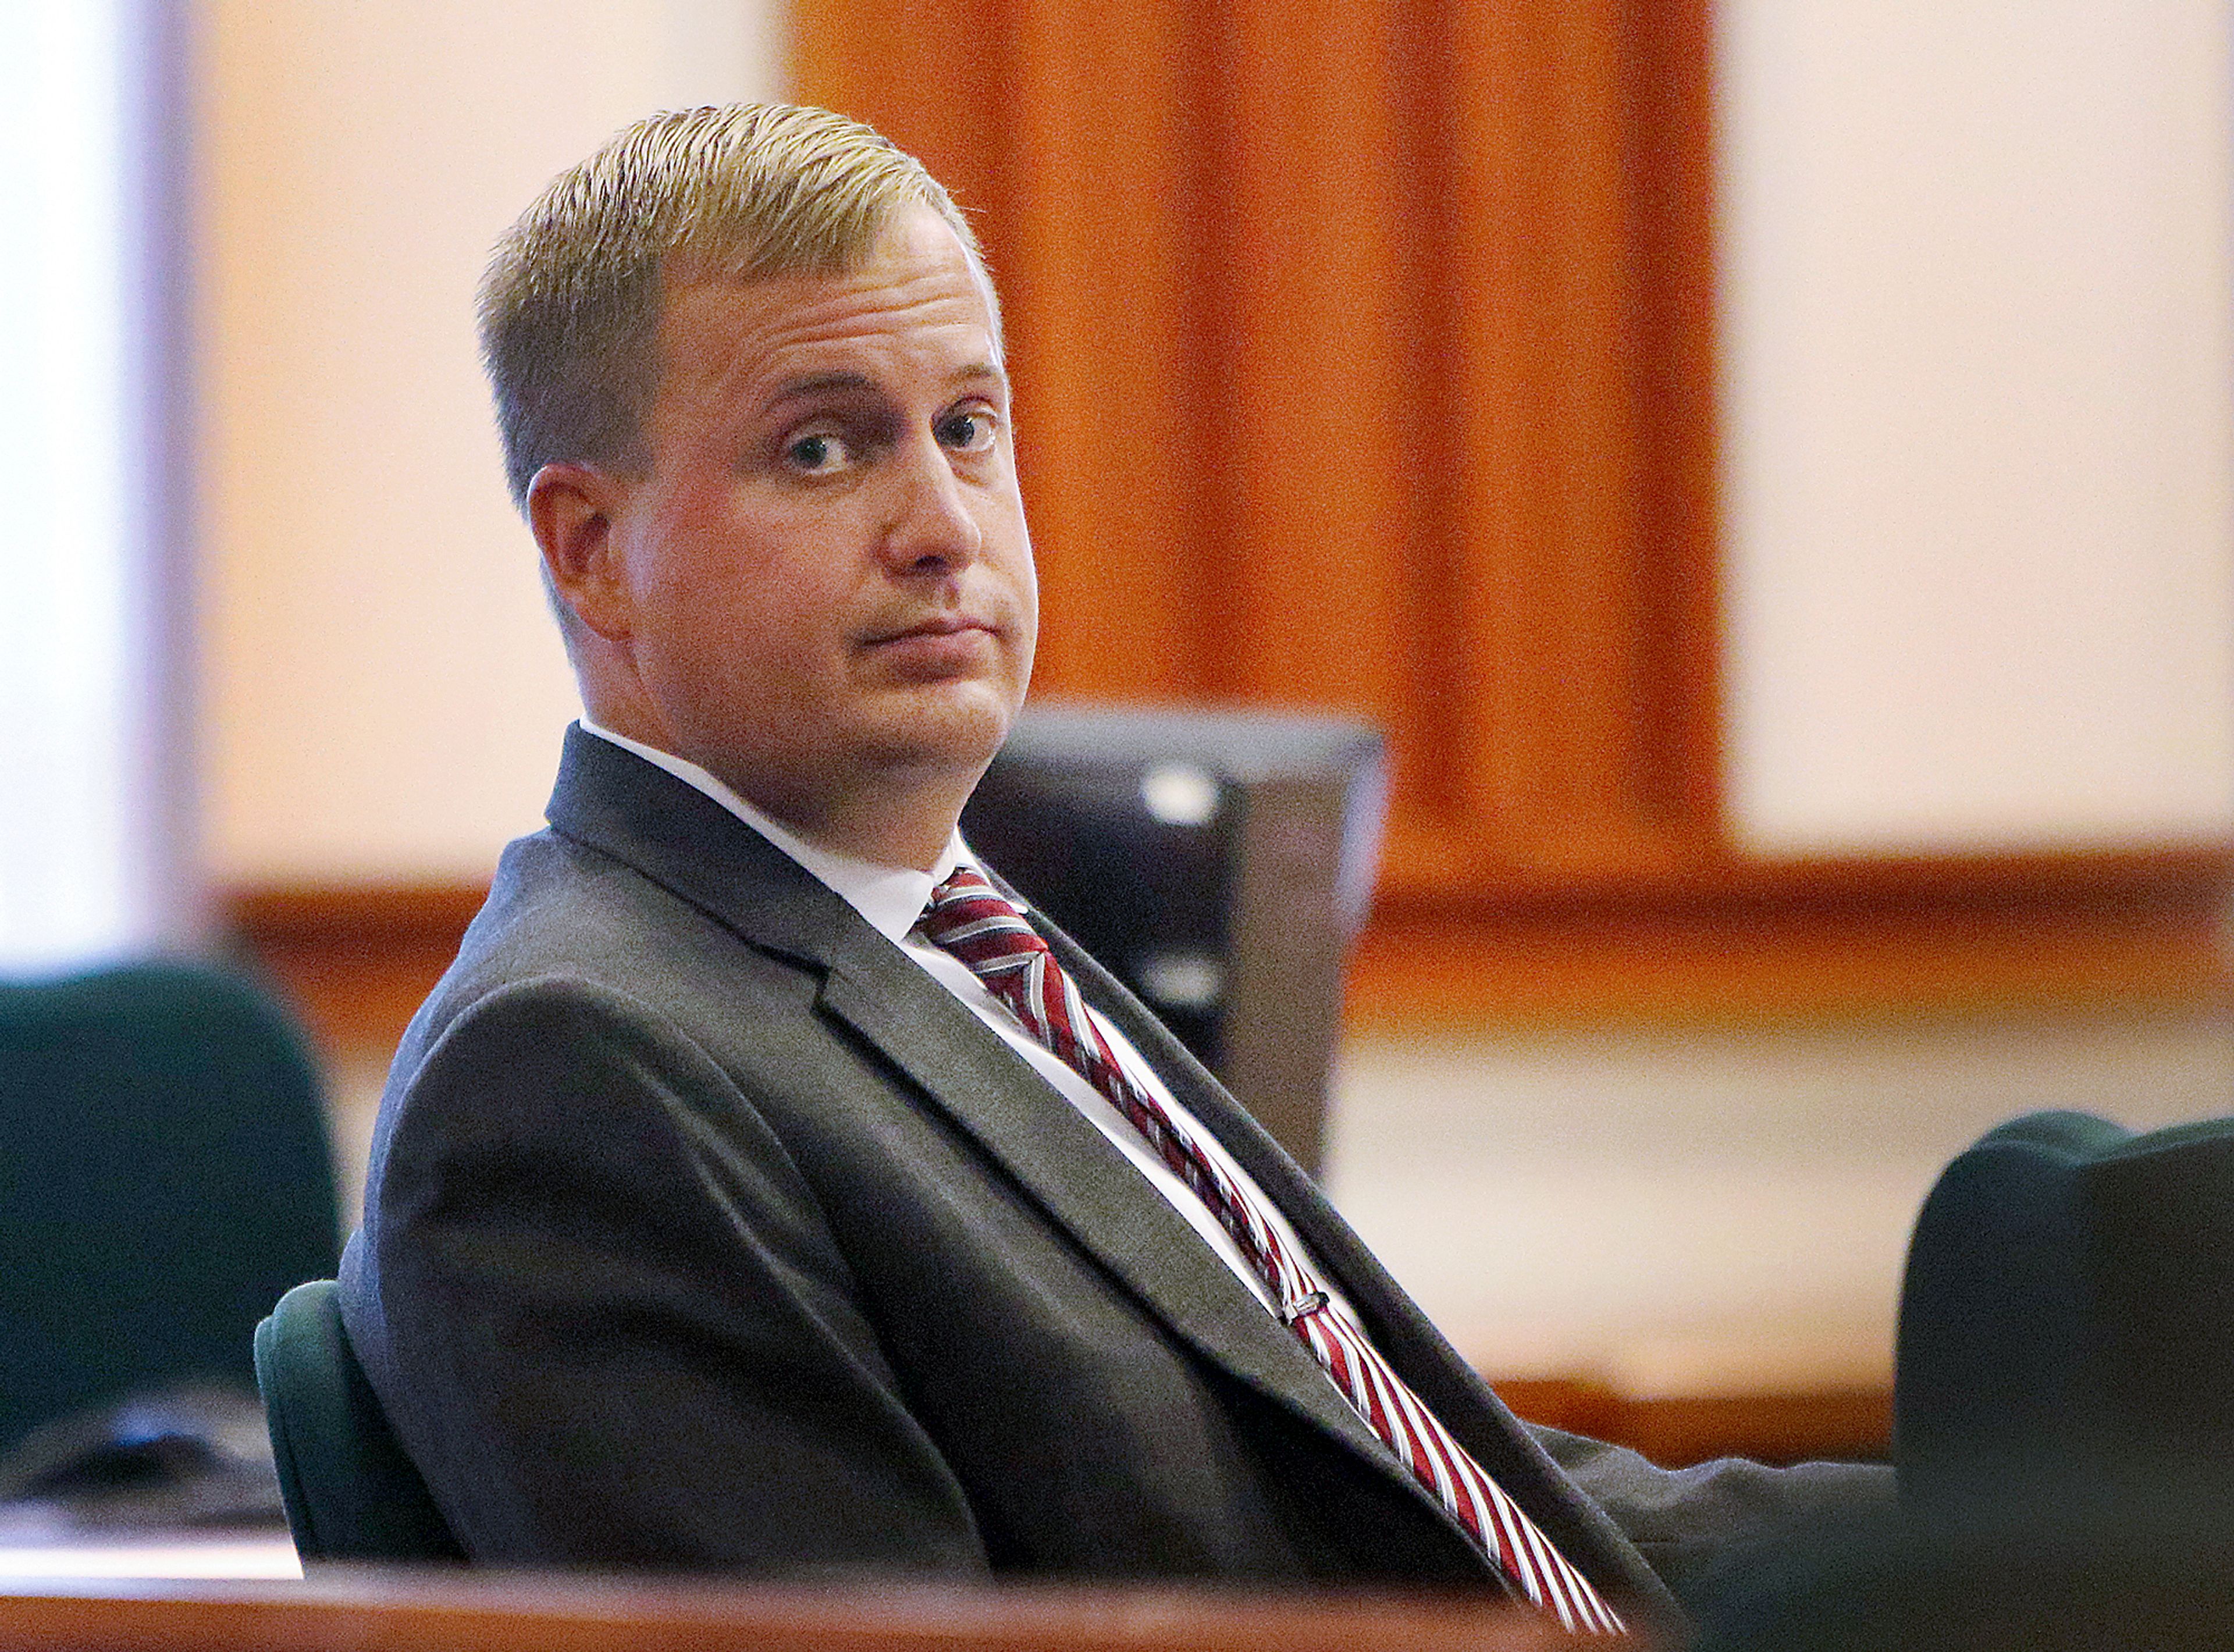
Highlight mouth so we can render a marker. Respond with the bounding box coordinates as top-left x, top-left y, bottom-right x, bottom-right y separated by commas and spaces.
856, 612, 1009, 685
863, 613, 999, 648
